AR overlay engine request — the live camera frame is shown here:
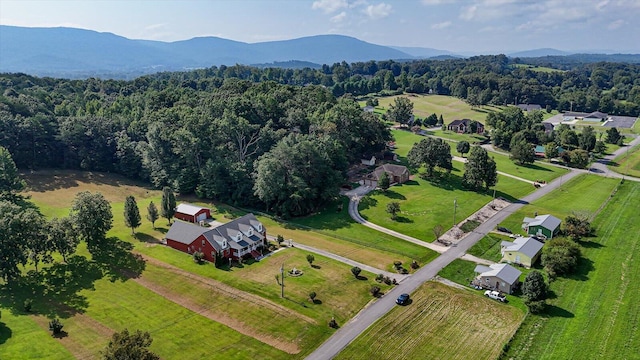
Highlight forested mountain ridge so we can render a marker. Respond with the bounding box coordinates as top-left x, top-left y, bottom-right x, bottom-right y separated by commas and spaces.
0, 25, 411, 78
1, 56, 639, 215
